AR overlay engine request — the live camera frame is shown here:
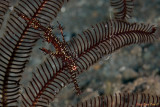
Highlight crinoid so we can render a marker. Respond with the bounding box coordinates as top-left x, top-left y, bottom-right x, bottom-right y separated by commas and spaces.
74, 93, 160, 107
0, 0, 159, 107
110, 0, 134, 20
